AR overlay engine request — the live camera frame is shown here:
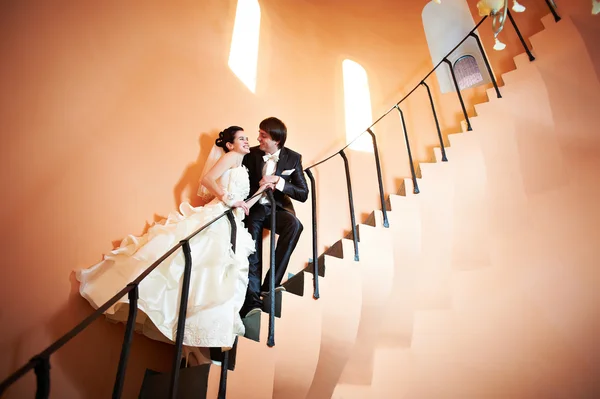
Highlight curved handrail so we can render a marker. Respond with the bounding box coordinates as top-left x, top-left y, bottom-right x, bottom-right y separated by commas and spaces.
305, 16, 488, 172
0, 190, 264, 397
0, 2, 553, 393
